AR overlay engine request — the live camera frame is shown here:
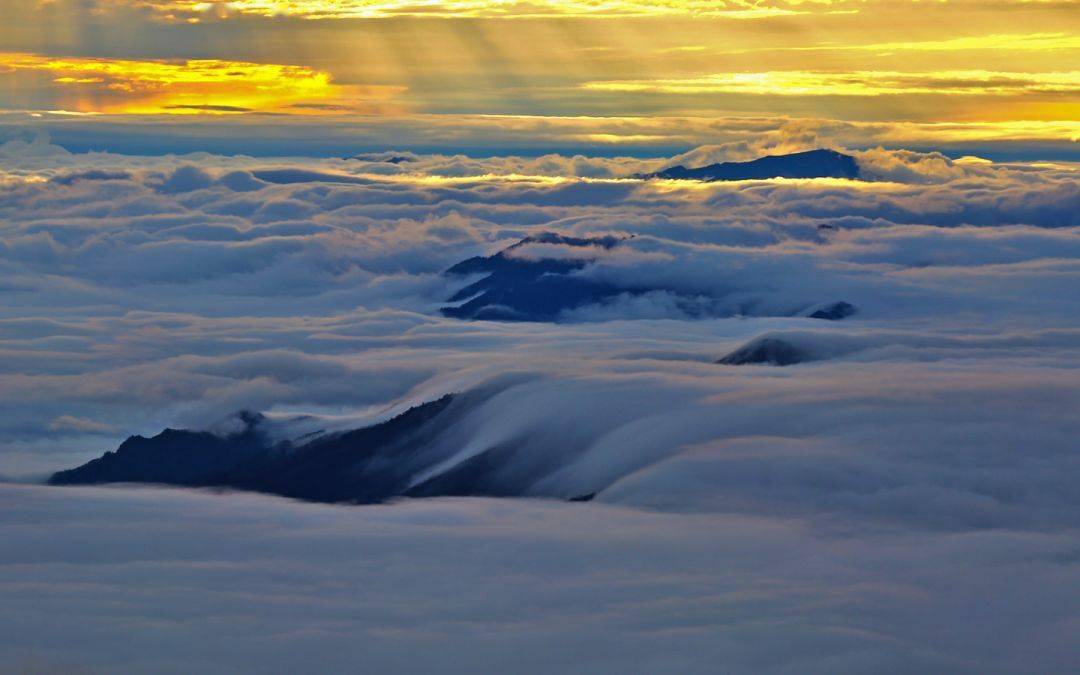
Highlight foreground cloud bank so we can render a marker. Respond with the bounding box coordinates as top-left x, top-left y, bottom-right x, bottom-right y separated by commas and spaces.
4, 483, 1078, 674
1, 141, 1078, 671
